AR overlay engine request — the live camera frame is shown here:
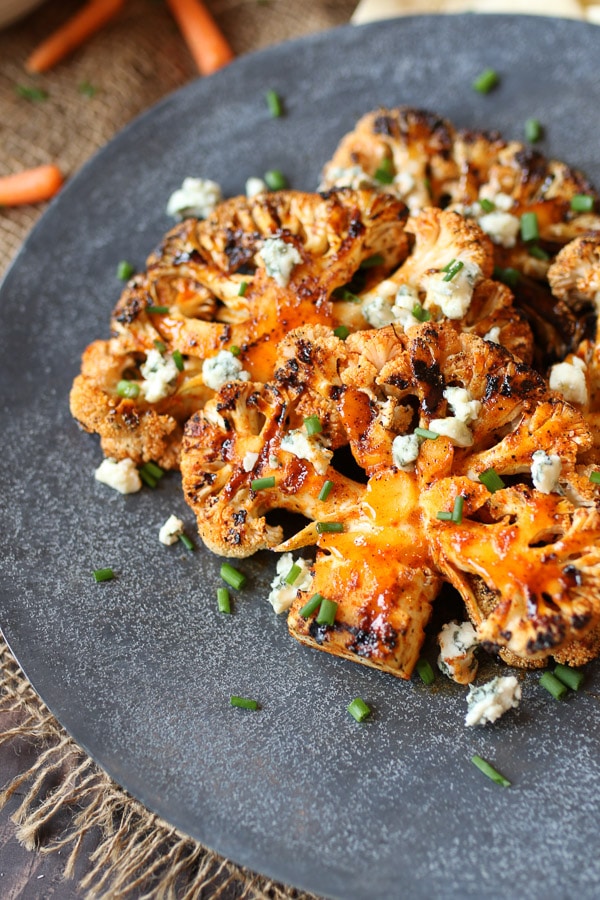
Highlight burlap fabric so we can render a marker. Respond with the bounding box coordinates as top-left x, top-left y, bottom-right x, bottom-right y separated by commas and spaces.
0, 1, 356, 896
